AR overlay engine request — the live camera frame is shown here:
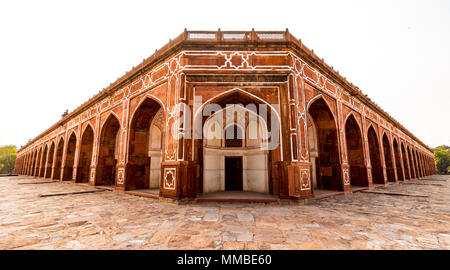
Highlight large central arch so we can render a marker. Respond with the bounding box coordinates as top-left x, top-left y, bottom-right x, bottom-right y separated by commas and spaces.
202, 104, 271, 193
344, 114, 368, 187
197, 90, 281, 195
308, 97, 341, 191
